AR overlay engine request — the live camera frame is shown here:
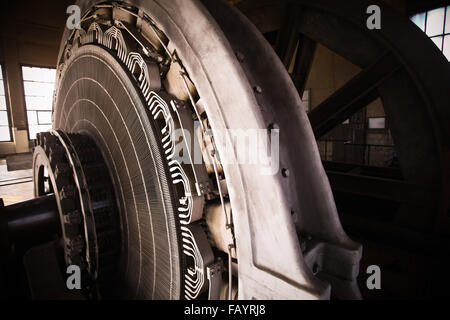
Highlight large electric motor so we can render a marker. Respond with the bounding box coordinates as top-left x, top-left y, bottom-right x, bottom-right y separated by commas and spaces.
1, 0, 366, 300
